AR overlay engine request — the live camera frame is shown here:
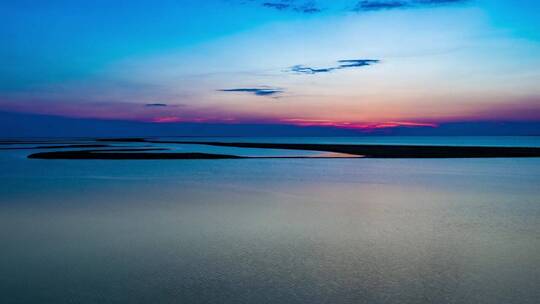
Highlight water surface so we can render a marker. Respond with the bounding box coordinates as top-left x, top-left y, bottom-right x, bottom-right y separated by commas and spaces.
1, 137, 539, 303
